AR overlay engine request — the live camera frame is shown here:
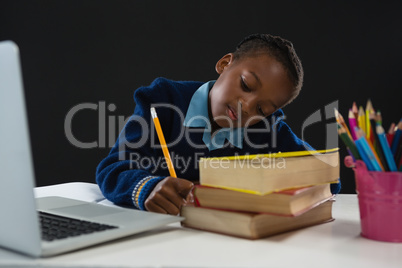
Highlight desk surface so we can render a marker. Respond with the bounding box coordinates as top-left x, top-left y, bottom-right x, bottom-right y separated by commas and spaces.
1, 183, 402, 268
